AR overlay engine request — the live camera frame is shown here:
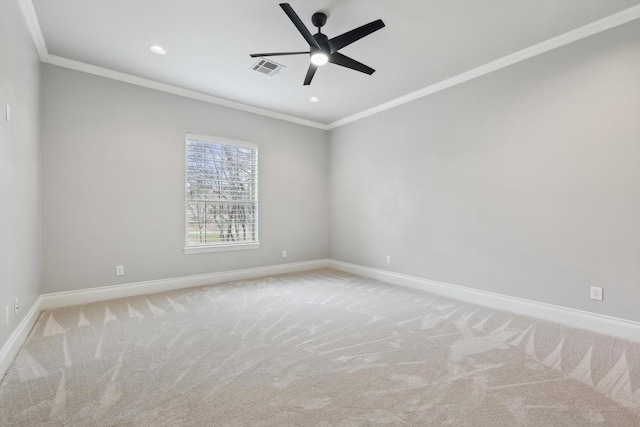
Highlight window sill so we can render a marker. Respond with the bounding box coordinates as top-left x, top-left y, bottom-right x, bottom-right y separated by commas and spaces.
183, 242, 260, 254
